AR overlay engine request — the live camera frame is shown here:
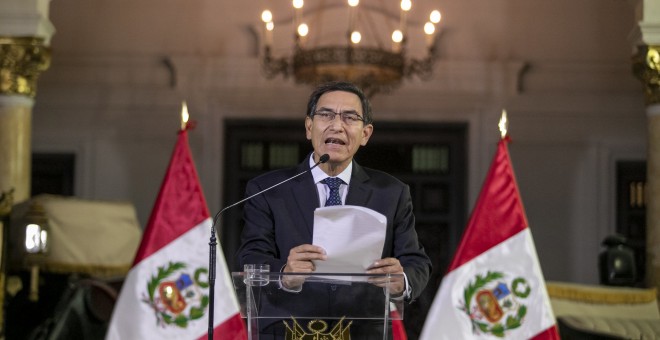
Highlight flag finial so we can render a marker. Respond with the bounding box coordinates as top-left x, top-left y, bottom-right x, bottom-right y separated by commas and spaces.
498, 109, 508, 139
181, 101, 189, 131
